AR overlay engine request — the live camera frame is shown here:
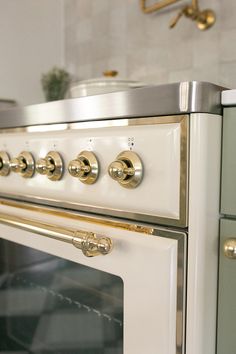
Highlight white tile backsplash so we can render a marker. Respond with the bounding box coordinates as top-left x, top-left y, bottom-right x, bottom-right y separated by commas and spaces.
220, 62, 236, 87
219, 29, 236, 63
218, 0, 236, 31
92, 0, 110, 15
193, 31, 220, 68
64, 0, 236, 88
107, 56, 127, 78
109, 6, 127, 39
